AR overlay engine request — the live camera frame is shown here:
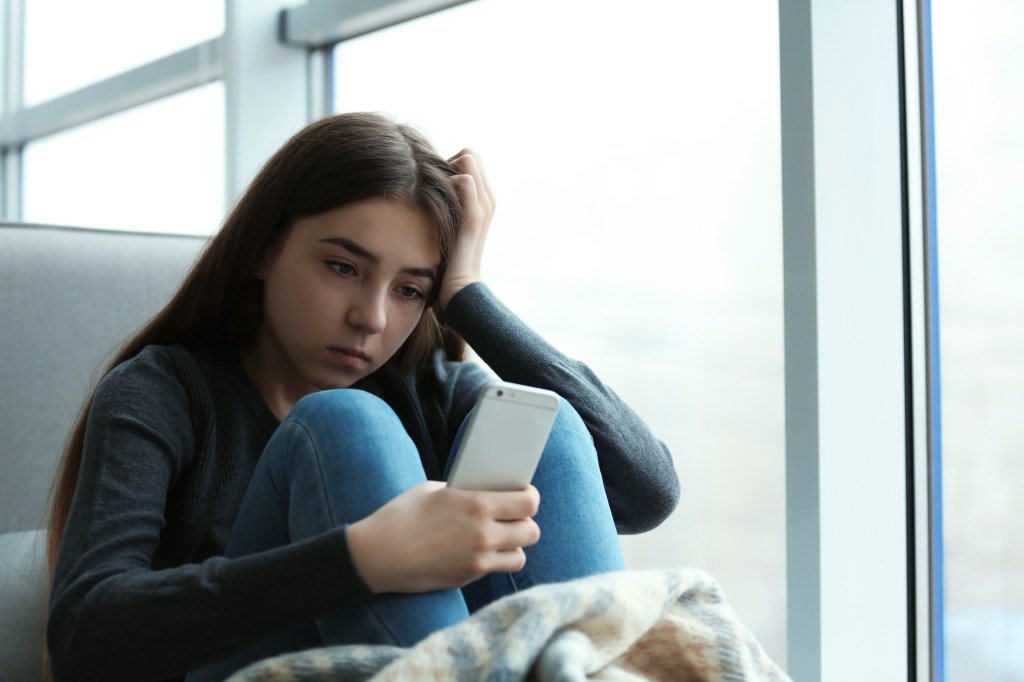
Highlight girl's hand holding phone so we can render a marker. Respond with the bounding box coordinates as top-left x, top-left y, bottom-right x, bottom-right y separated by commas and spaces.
437, 148, 495, 310
345, 481, 540, 594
